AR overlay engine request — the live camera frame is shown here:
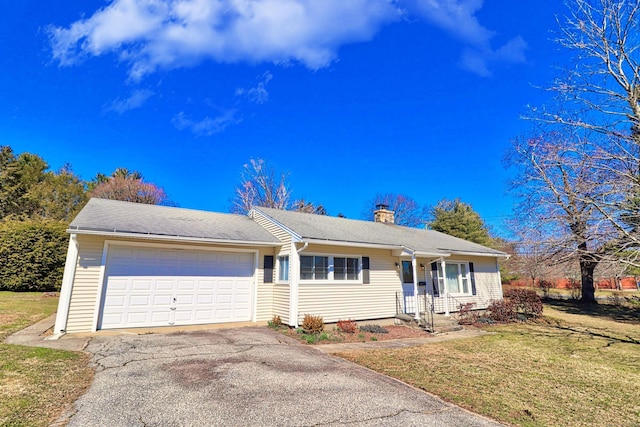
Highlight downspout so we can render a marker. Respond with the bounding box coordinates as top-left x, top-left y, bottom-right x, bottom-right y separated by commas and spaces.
496, 258, 504, 300
440, 258, 450, 316
412, 254, 420, 321
49, 234, 78, 339
289, 241, 308, 328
